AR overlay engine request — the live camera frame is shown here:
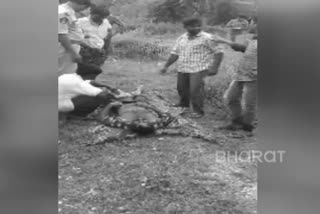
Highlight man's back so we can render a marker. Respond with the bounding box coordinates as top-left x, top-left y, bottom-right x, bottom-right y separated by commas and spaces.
58, 73, 102, 112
